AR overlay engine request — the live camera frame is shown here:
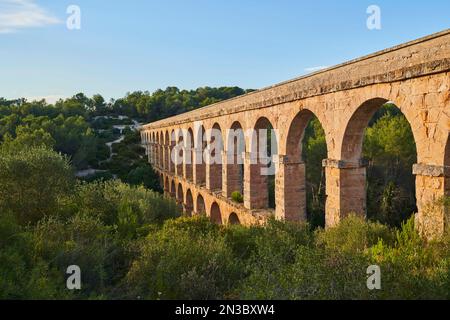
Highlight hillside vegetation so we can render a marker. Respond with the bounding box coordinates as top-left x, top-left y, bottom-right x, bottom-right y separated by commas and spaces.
0, 90, 449, 300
